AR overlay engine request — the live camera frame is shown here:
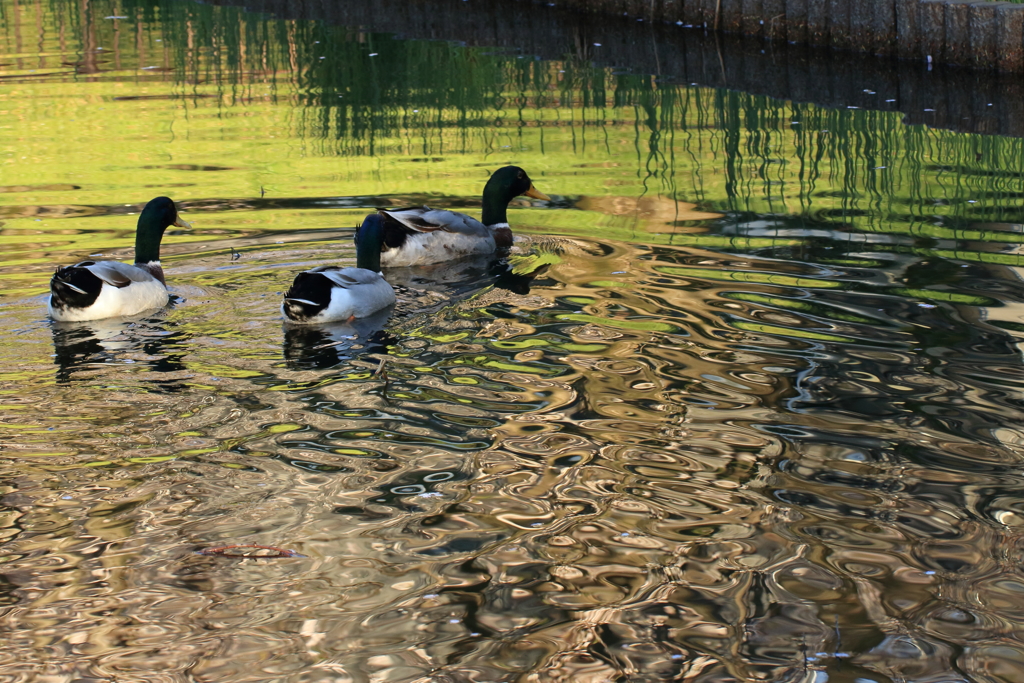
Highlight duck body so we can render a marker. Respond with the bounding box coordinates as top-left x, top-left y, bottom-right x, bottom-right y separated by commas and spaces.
374, 207, 504, 267
283, 214, 396, 324
359, 165, 547, 268
48, 197, 189, 322
49, 261, 170, 322
282, 266, 395, 324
